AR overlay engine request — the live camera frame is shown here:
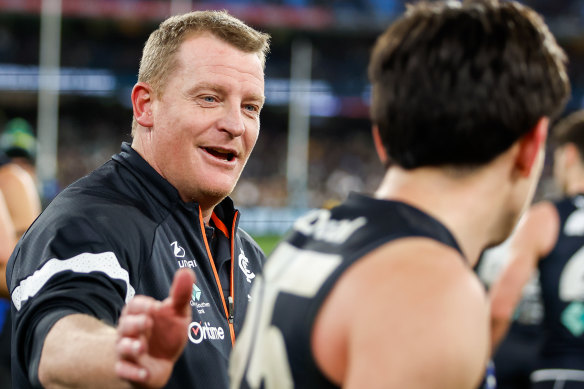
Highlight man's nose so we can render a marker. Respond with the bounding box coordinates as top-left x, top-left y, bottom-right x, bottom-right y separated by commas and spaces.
218, 104, 245, 137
